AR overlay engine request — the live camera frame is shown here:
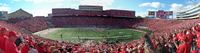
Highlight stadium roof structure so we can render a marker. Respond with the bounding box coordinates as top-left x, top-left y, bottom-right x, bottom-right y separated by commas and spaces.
9, 9, 32, 16
176, 3, 200, 19
8, 9, 33, 19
